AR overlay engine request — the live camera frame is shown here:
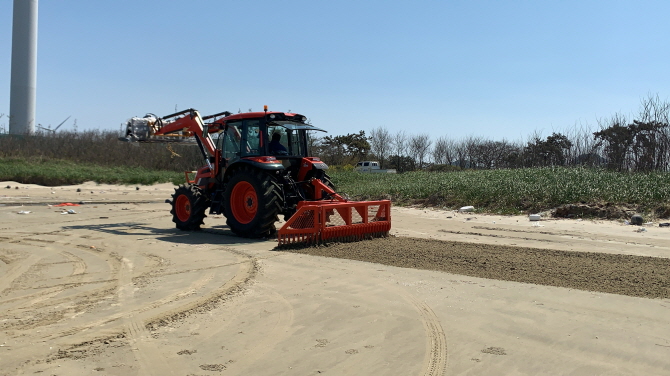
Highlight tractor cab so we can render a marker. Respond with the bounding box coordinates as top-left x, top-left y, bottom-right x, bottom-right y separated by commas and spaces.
266, 120, 326, 177
215, 112, 326, 180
